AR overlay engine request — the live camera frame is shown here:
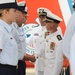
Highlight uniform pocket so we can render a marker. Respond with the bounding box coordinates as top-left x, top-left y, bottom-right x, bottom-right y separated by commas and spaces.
9, 37, 16, 46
